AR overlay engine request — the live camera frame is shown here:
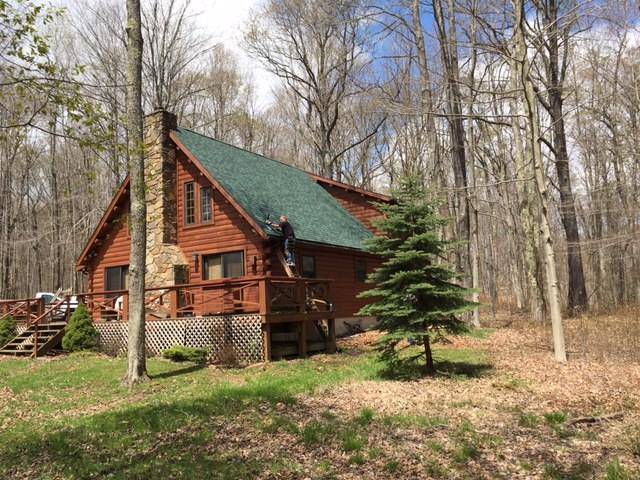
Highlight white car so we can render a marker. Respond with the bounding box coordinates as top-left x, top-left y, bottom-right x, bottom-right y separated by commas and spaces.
36, 292, 79, 318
